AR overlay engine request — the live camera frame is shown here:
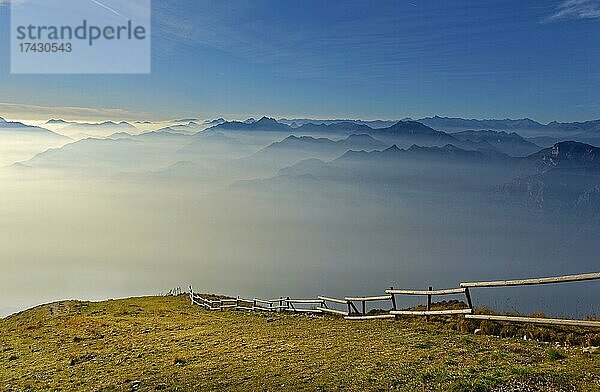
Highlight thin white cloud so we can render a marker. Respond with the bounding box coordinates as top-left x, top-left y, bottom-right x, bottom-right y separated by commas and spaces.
0, 102, 161, 122
543, 0, 600, 22
89, 0, 127, 20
